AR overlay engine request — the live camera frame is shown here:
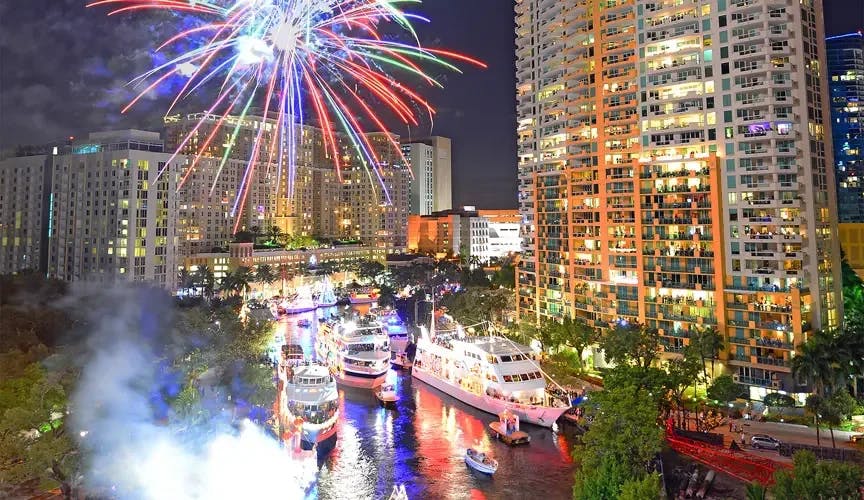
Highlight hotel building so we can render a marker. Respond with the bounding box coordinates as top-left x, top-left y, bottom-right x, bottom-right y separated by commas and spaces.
515, 0, 841, 396
45, 130, 182, 288
0, 154, 51, 275
827, 31, 864, 223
